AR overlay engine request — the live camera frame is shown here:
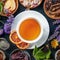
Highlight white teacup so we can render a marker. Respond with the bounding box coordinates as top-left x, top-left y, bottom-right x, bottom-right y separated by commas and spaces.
16, 10, 43, 43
